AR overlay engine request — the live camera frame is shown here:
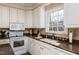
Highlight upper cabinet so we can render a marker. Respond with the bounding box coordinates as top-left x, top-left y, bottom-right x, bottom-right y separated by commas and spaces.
64, 3, 79, 28
10, 8, 25, 23
33, 6, 45, 28
10, 8, 18, 22
18, 9, 25, 23
25, 10, 33, 28
0, 5, 9, 28
0, 6, 25, 28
